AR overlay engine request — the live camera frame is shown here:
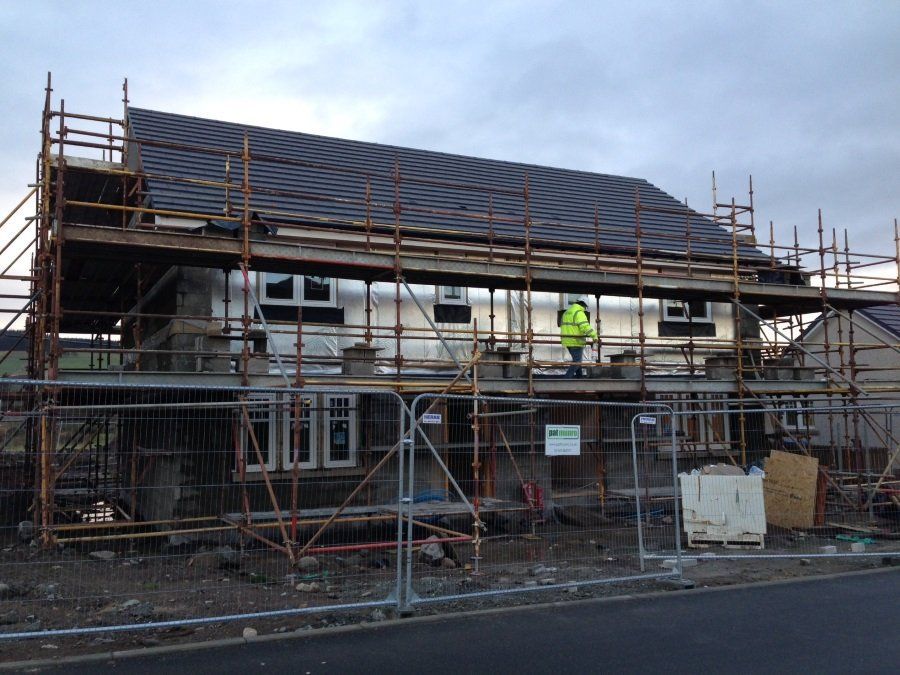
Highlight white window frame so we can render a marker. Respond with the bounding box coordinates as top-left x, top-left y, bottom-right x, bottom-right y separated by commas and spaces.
659, 396, 731, 449
259, 273, 337, 308
300, 275, 338, 308
662, 299, 713, 324
323, 394, 358, 468
259, 272, 298, 306
696, 400, 731, 446
240, 396, 278, 472
237, 393, 359, 474
560, 293, 582, 310
281, 394, 317, 470
778, 399, 811, 432
438, 285, 468, 306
